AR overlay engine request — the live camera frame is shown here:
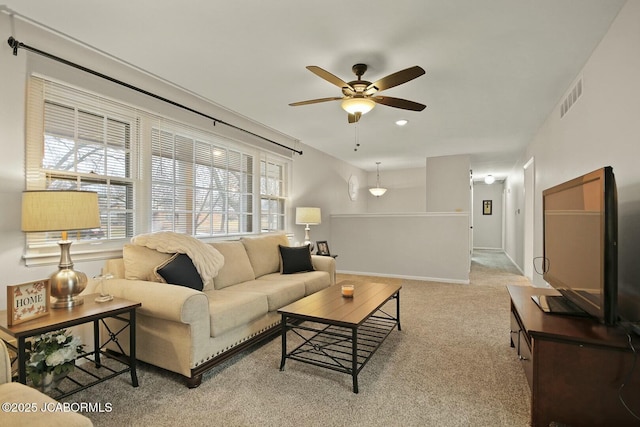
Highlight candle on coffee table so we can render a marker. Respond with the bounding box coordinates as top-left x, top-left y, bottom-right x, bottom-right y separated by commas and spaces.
341, 283, 354, 297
